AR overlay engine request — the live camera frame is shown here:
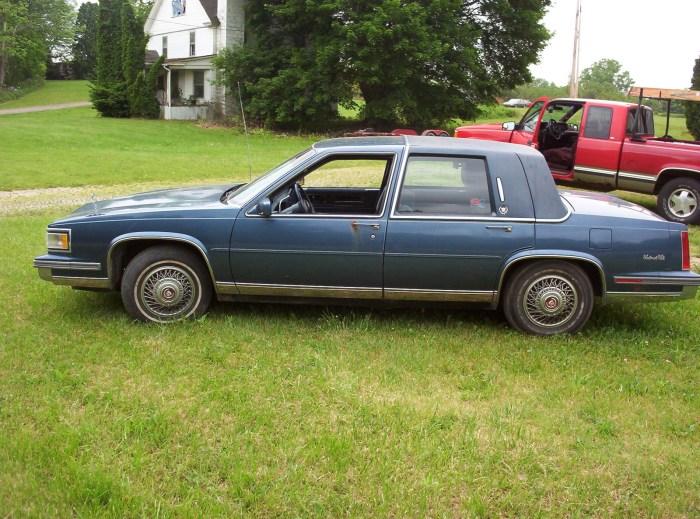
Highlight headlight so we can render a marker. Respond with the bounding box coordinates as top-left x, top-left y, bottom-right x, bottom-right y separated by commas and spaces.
46, 229, 71, 252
